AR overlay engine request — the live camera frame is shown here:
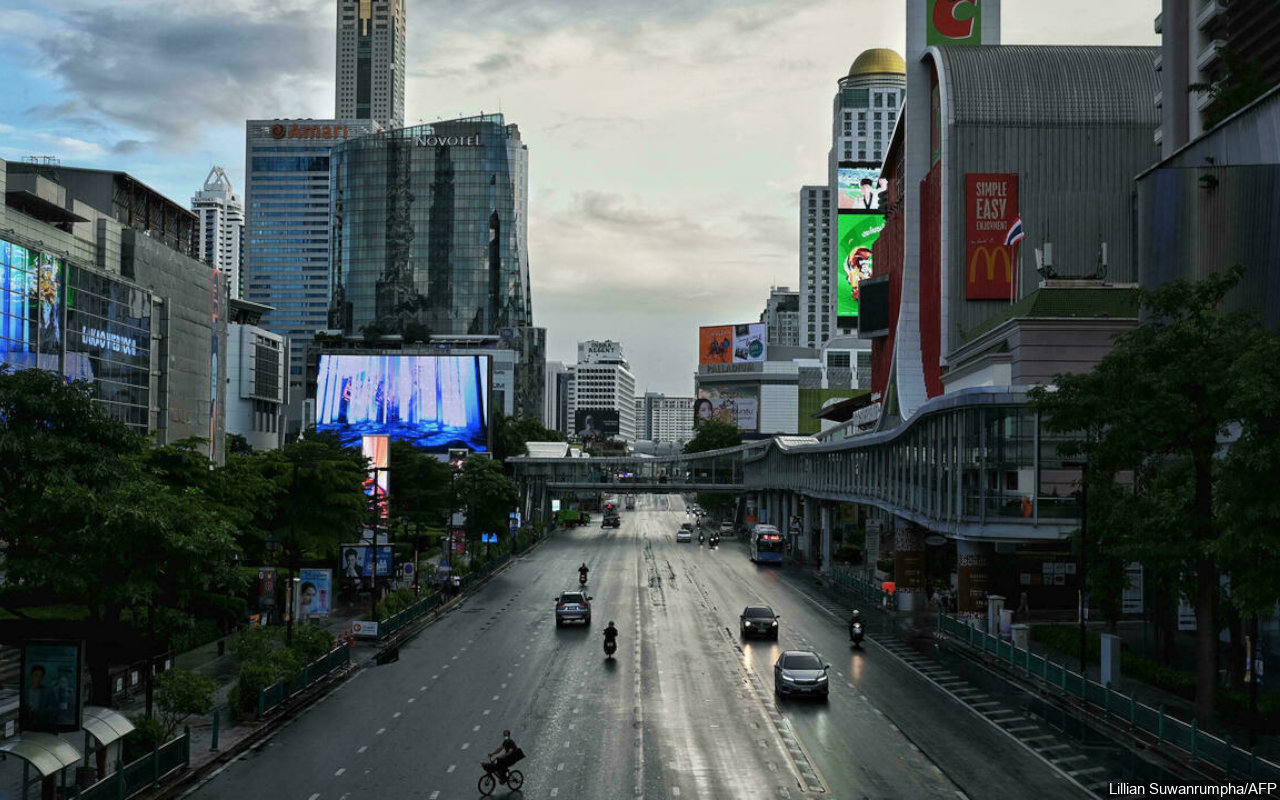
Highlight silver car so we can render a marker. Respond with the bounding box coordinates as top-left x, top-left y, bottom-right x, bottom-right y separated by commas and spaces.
555, 591, 592, 626
773, 650, 830, 699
